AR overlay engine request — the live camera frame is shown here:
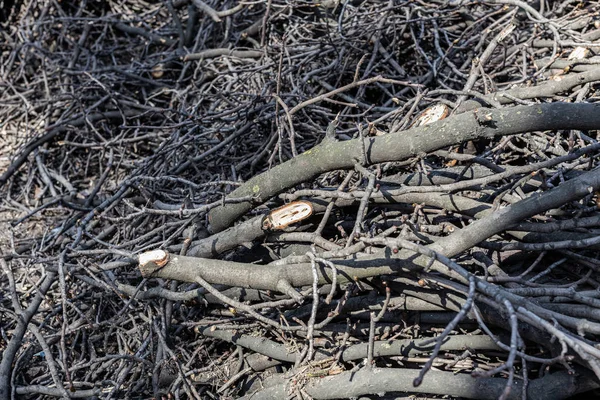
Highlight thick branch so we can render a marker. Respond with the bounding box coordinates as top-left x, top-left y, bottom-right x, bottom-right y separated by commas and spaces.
240, 367, 598, 400
208, 103, 600, 232
144, 165, 600, 290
